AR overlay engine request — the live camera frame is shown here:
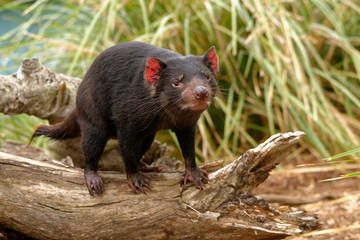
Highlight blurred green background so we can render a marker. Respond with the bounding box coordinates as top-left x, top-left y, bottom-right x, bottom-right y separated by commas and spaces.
0, 0, 359, 163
